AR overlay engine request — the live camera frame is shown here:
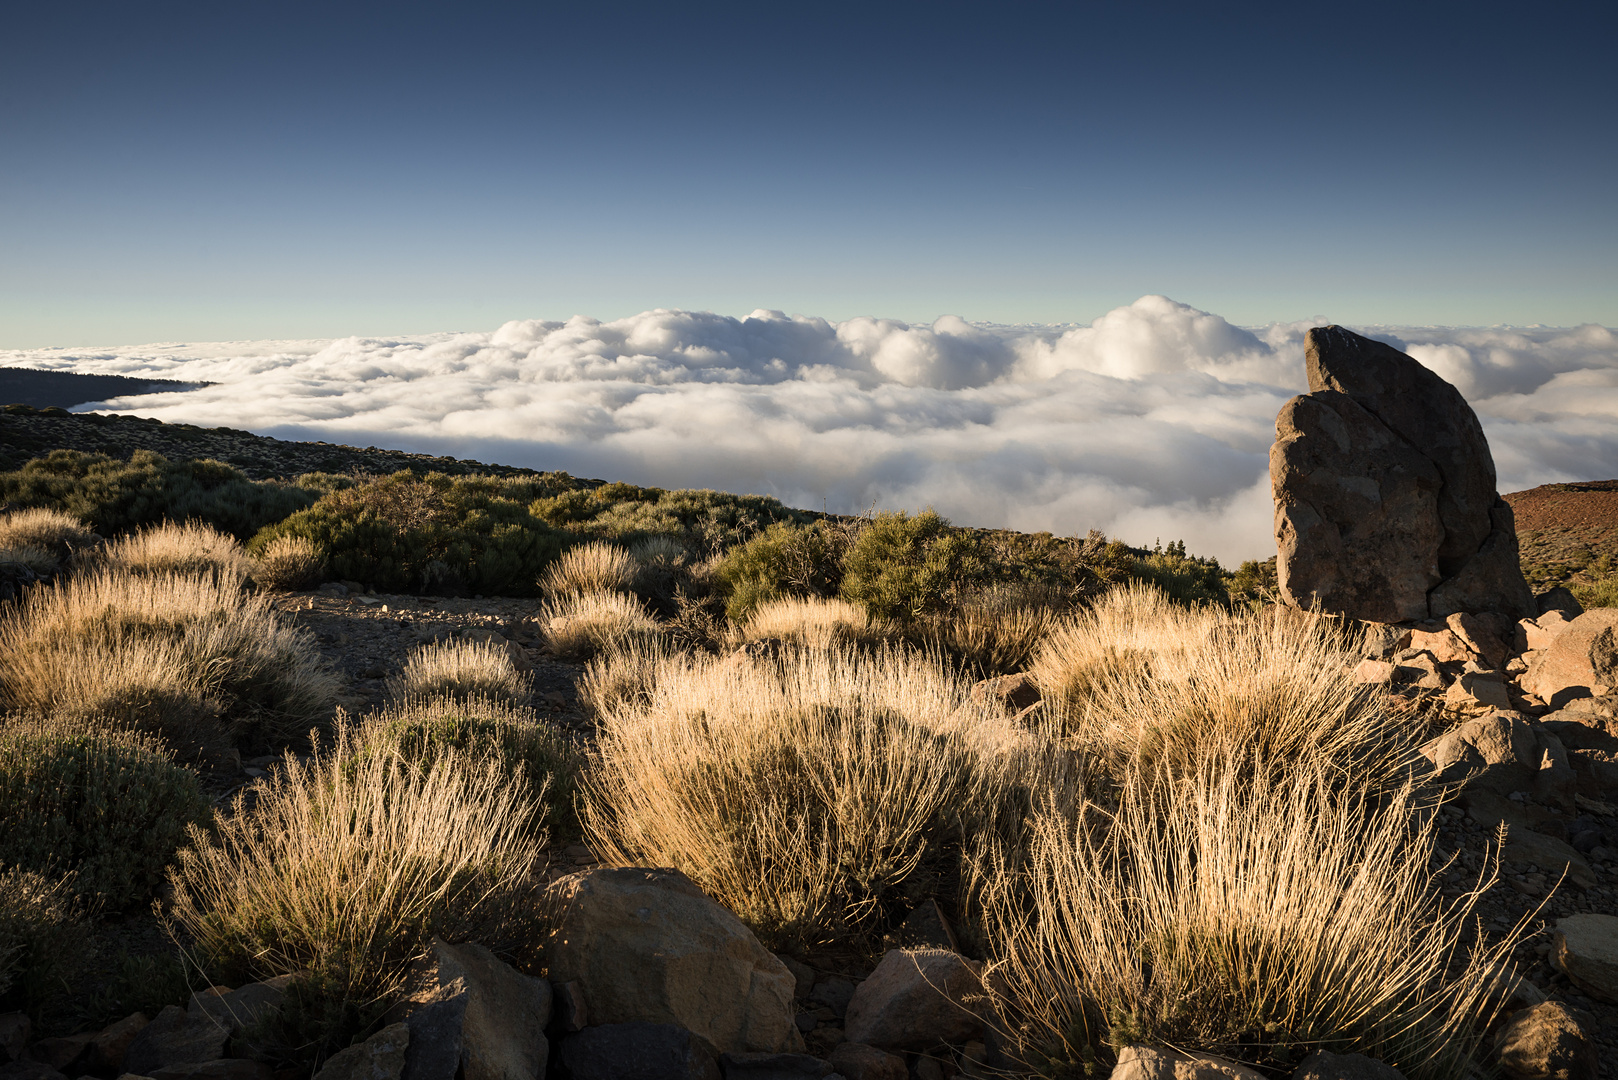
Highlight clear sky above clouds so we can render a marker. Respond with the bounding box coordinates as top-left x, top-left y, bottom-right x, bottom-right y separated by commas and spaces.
3, 0, 1615, 347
